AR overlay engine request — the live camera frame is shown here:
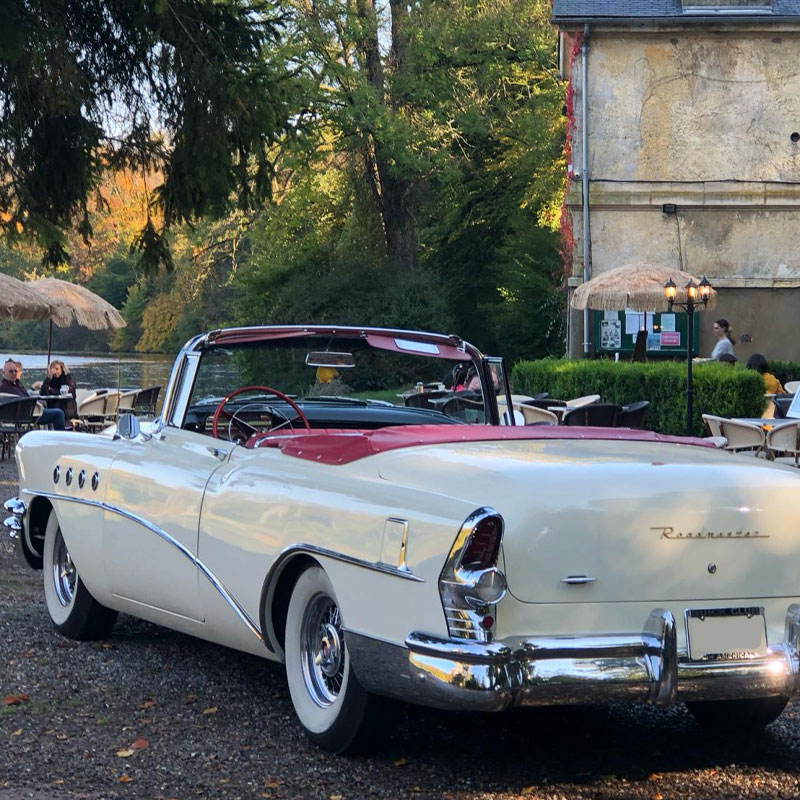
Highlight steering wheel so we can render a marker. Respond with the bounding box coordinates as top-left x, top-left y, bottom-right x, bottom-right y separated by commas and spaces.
211, 385, 311, 440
